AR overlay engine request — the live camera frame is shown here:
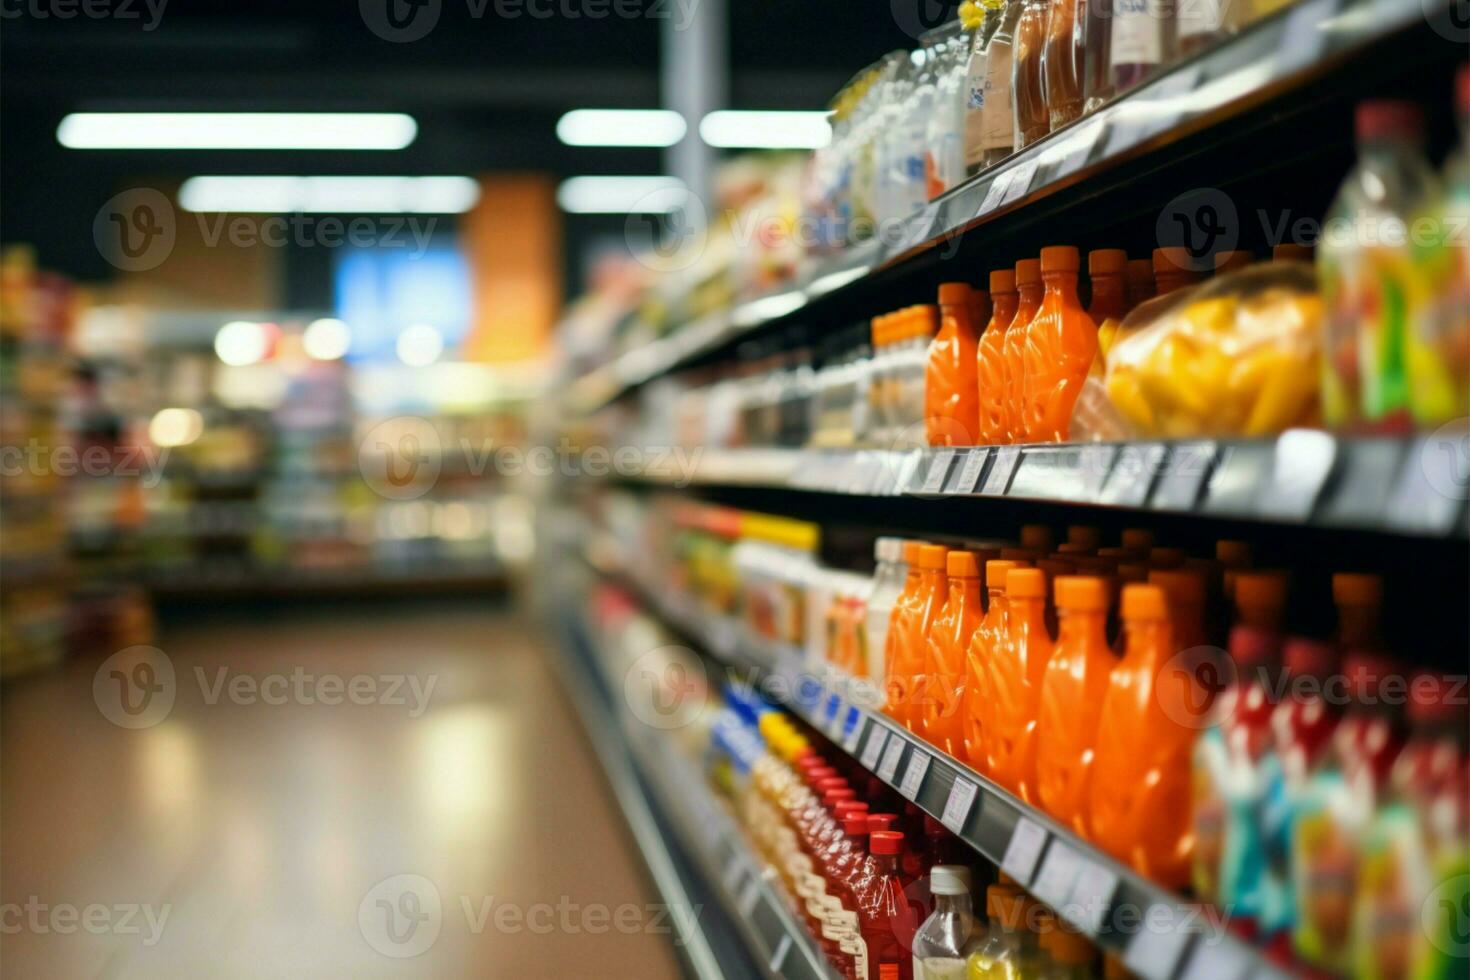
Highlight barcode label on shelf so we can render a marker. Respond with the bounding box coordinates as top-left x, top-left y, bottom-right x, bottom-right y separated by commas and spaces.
981, 446, 1021, 495
1258, 429, 1336, 520
1179, 937, 1253, 980
1031, 841, 1082, 908
1123, 910, 1193, 980
1068, 862, 1120, 936
860, 726, 888, 770
940, 777, 978, 833
977, 171, 1013, 217
1153, 441, 1217, 511
1101, 443, 1165, 506
1000, 817, 1048, 886
899, 751, 931, 801
950, 448, 989, 494
920, 450, 957, 495
876, 737, 906, 784
1044, 118, 1103, 180
826, 699, 846, 738
843, 716, 866, 753
1001, 160, 1039, 205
